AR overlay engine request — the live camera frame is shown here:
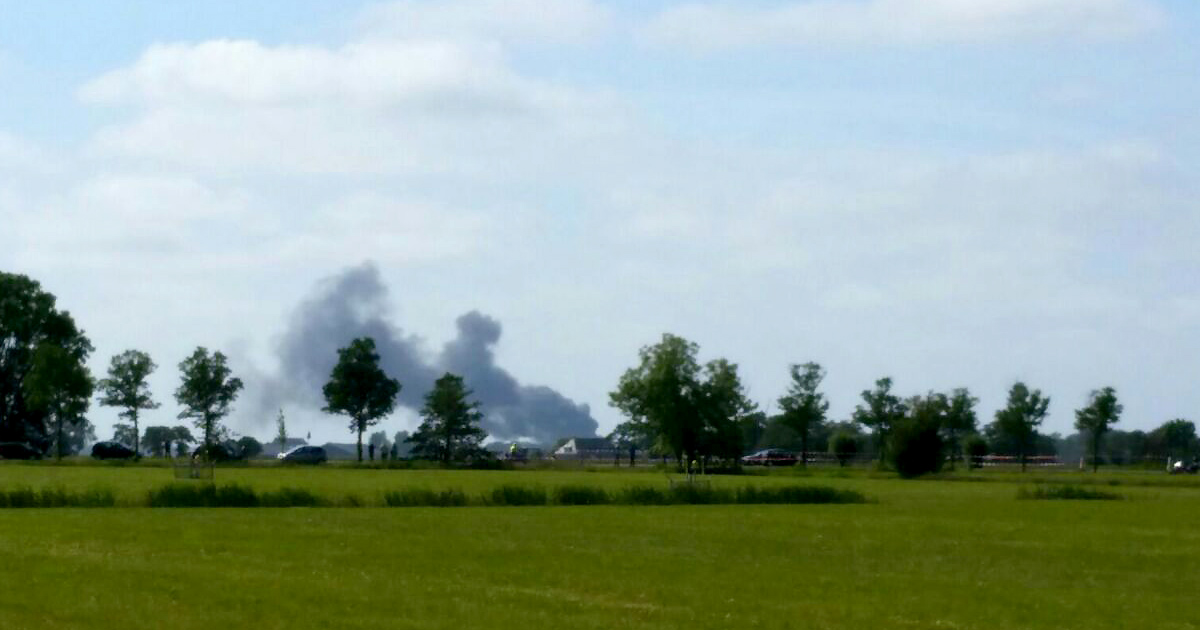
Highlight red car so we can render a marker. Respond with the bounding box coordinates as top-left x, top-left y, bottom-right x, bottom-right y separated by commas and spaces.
741, 449, 798, 466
